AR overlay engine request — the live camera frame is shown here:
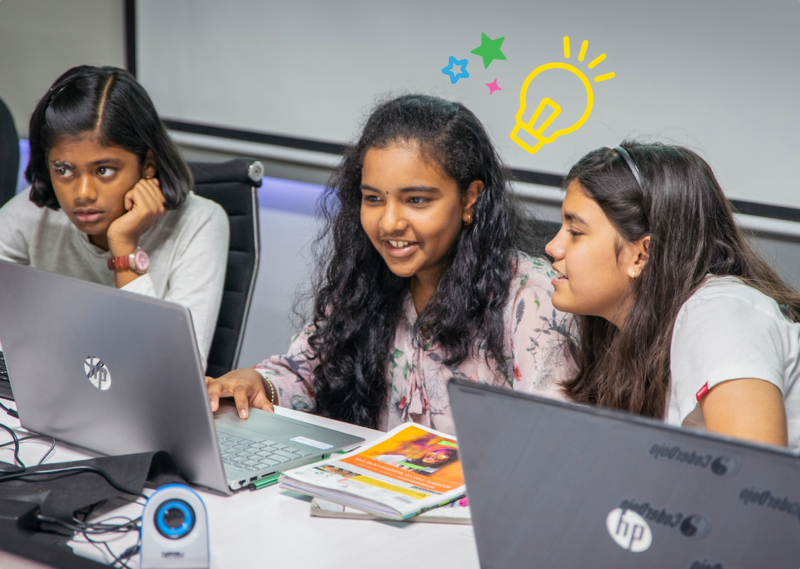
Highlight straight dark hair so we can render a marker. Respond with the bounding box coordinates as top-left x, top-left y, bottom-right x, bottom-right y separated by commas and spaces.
26, 65, 192, 210
562, 141, 800, 419
305, 94, 541, 428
